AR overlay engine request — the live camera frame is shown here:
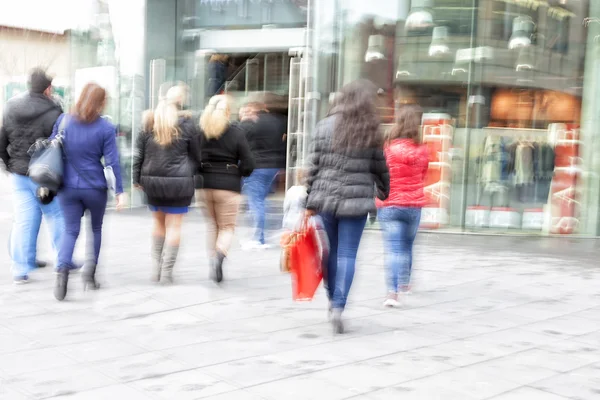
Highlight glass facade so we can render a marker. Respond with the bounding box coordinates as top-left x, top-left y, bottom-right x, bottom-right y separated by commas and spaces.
70, 0, 600, 236
309, 0, 600, 236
